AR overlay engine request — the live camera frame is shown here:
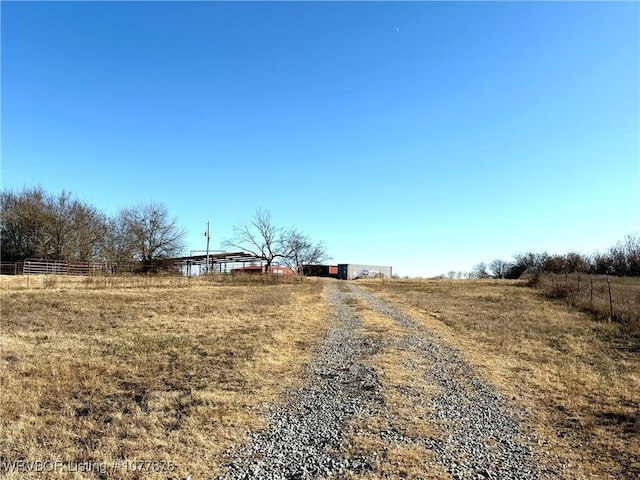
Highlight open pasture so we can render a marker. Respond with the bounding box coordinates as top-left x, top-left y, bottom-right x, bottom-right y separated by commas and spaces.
359, 278, 640, 479
2, 274, 639, 478
0, 275, 328, 479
